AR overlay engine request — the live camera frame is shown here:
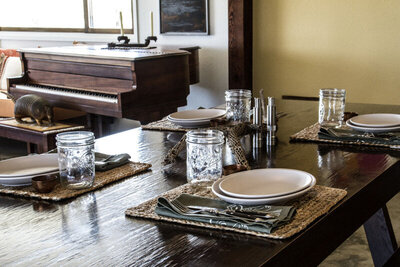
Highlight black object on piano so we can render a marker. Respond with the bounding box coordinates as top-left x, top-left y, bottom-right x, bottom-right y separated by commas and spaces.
107, 35, 158, 49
